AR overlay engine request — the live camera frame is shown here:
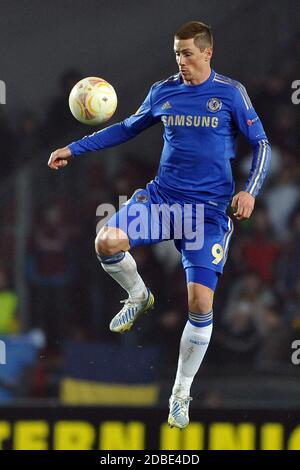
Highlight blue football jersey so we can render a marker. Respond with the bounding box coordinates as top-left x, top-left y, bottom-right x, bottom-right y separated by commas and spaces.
68, 69, 271, 211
